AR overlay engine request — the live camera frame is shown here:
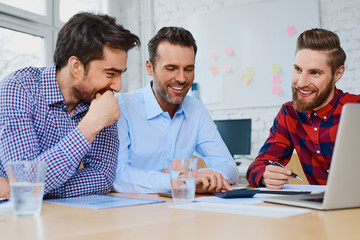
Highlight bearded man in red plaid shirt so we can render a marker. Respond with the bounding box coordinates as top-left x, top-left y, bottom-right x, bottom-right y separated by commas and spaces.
247, 28, 360, 189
